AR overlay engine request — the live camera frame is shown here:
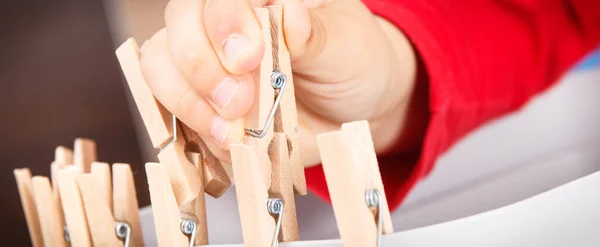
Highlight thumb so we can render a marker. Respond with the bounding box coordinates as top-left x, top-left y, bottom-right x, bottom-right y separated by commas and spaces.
283, 1, 376, 81
280, 0, 312, 59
